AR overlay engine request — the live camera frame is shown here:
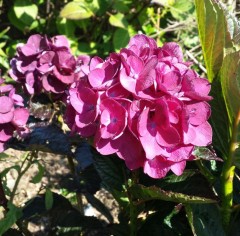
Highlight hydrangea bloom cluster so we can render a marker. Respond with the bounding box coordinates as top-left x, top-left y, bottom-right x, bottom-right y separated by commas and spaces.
9, 34, 86, 95
65, 34, 212, 178
0, 78, 29, 152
